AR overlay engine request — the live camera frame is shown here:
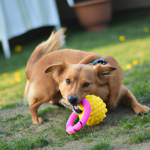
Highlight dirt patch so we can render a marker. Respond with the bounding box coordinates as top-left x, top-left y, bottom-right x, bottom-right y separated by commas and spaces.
0, 102, 150, 150
42, 140, 96, 150
104, 104, 135, 123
